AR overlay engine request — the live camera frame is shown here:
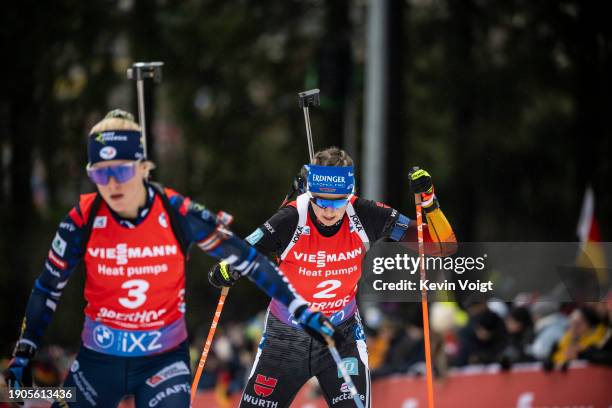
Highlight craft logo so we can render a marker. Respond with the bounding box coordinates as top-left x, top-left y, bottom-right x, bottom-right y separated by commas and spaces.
264, 222, 275, 234
59, 221, 76, 232
253, 374, 278, 397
